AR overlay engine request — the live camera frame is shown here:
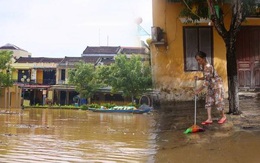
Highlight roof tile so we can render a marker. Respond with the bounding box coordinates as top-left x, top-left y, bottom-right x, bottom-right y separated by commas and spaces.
83, 46, 121, 54
15, 57, 63, 63
120, 47, 147, 54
